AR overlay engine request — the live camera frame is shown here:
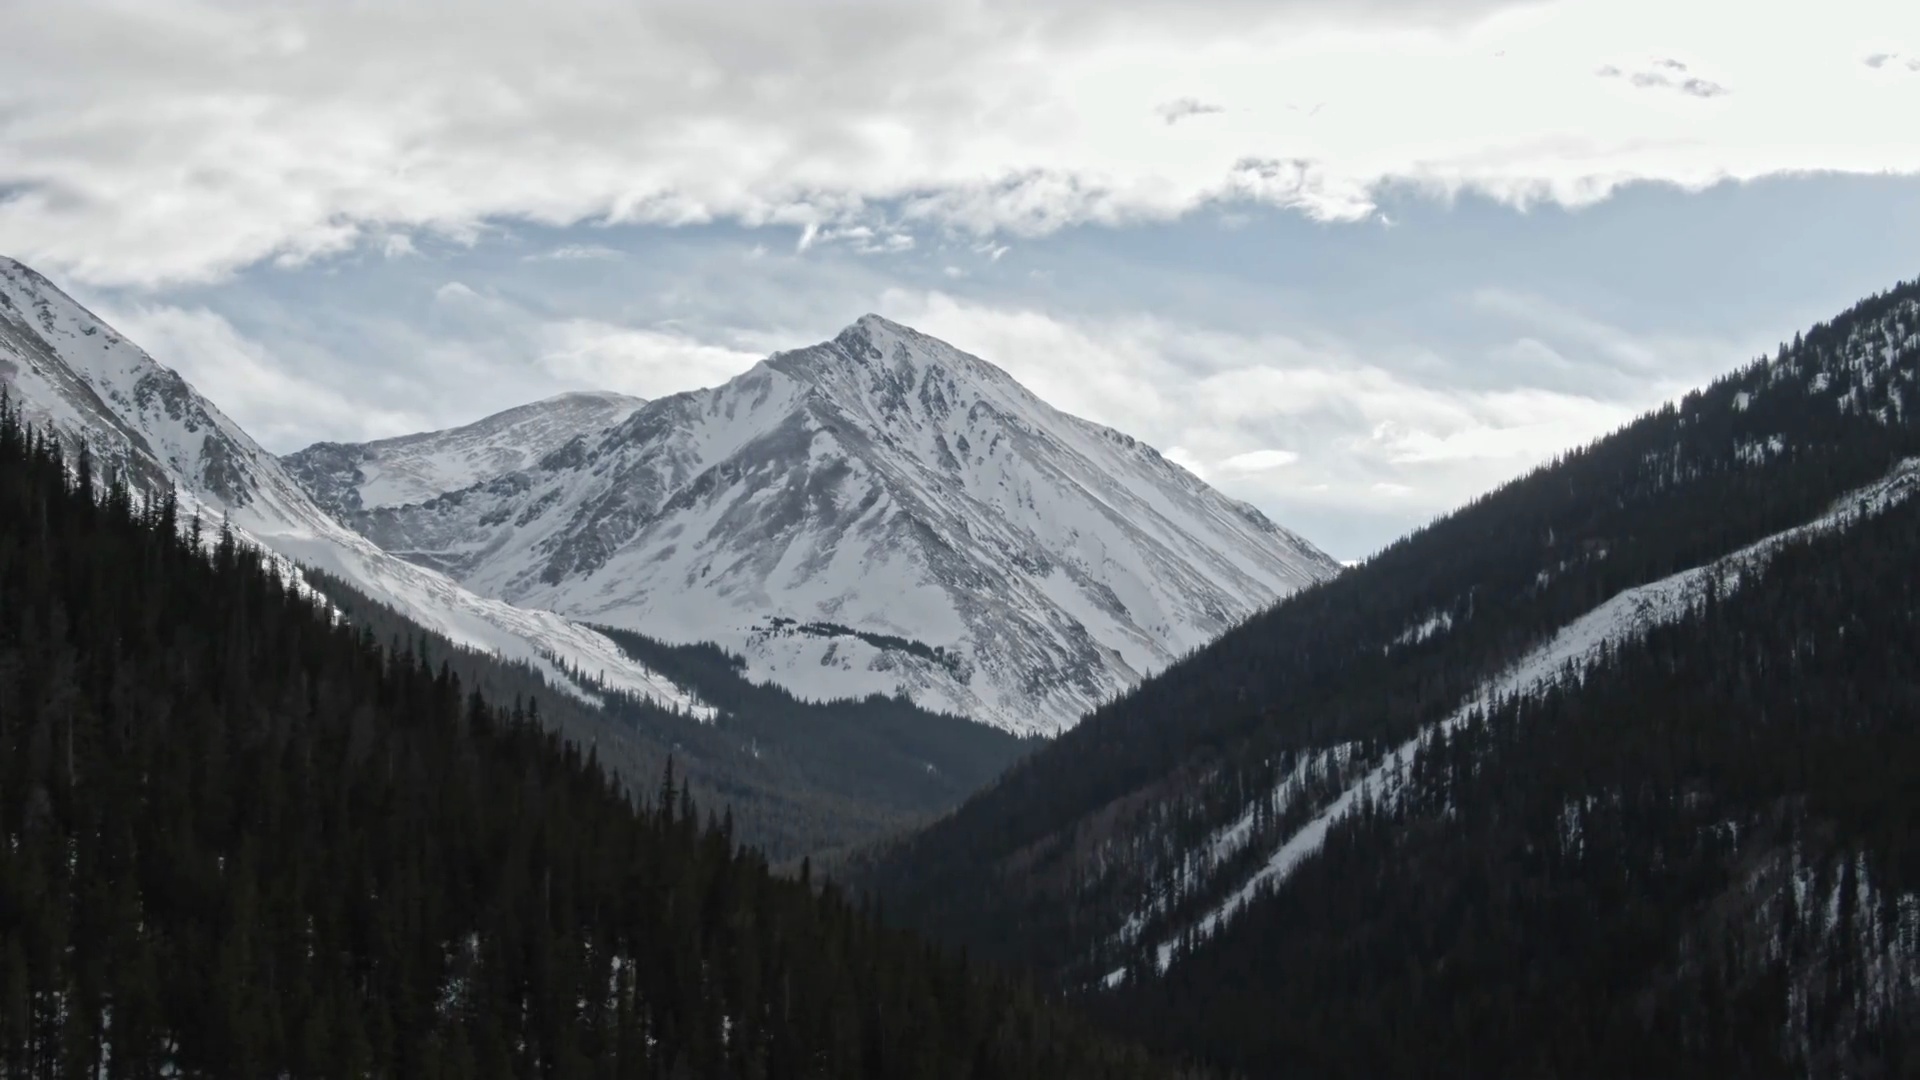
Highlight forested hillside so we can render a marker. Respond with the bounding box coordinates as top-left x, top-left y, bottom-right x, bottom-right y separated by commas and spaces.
0, 392, 1176, 1078
301, 575, 1030, 862
852, 278, 1920, 1075
1098, 457, 1920, 1076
